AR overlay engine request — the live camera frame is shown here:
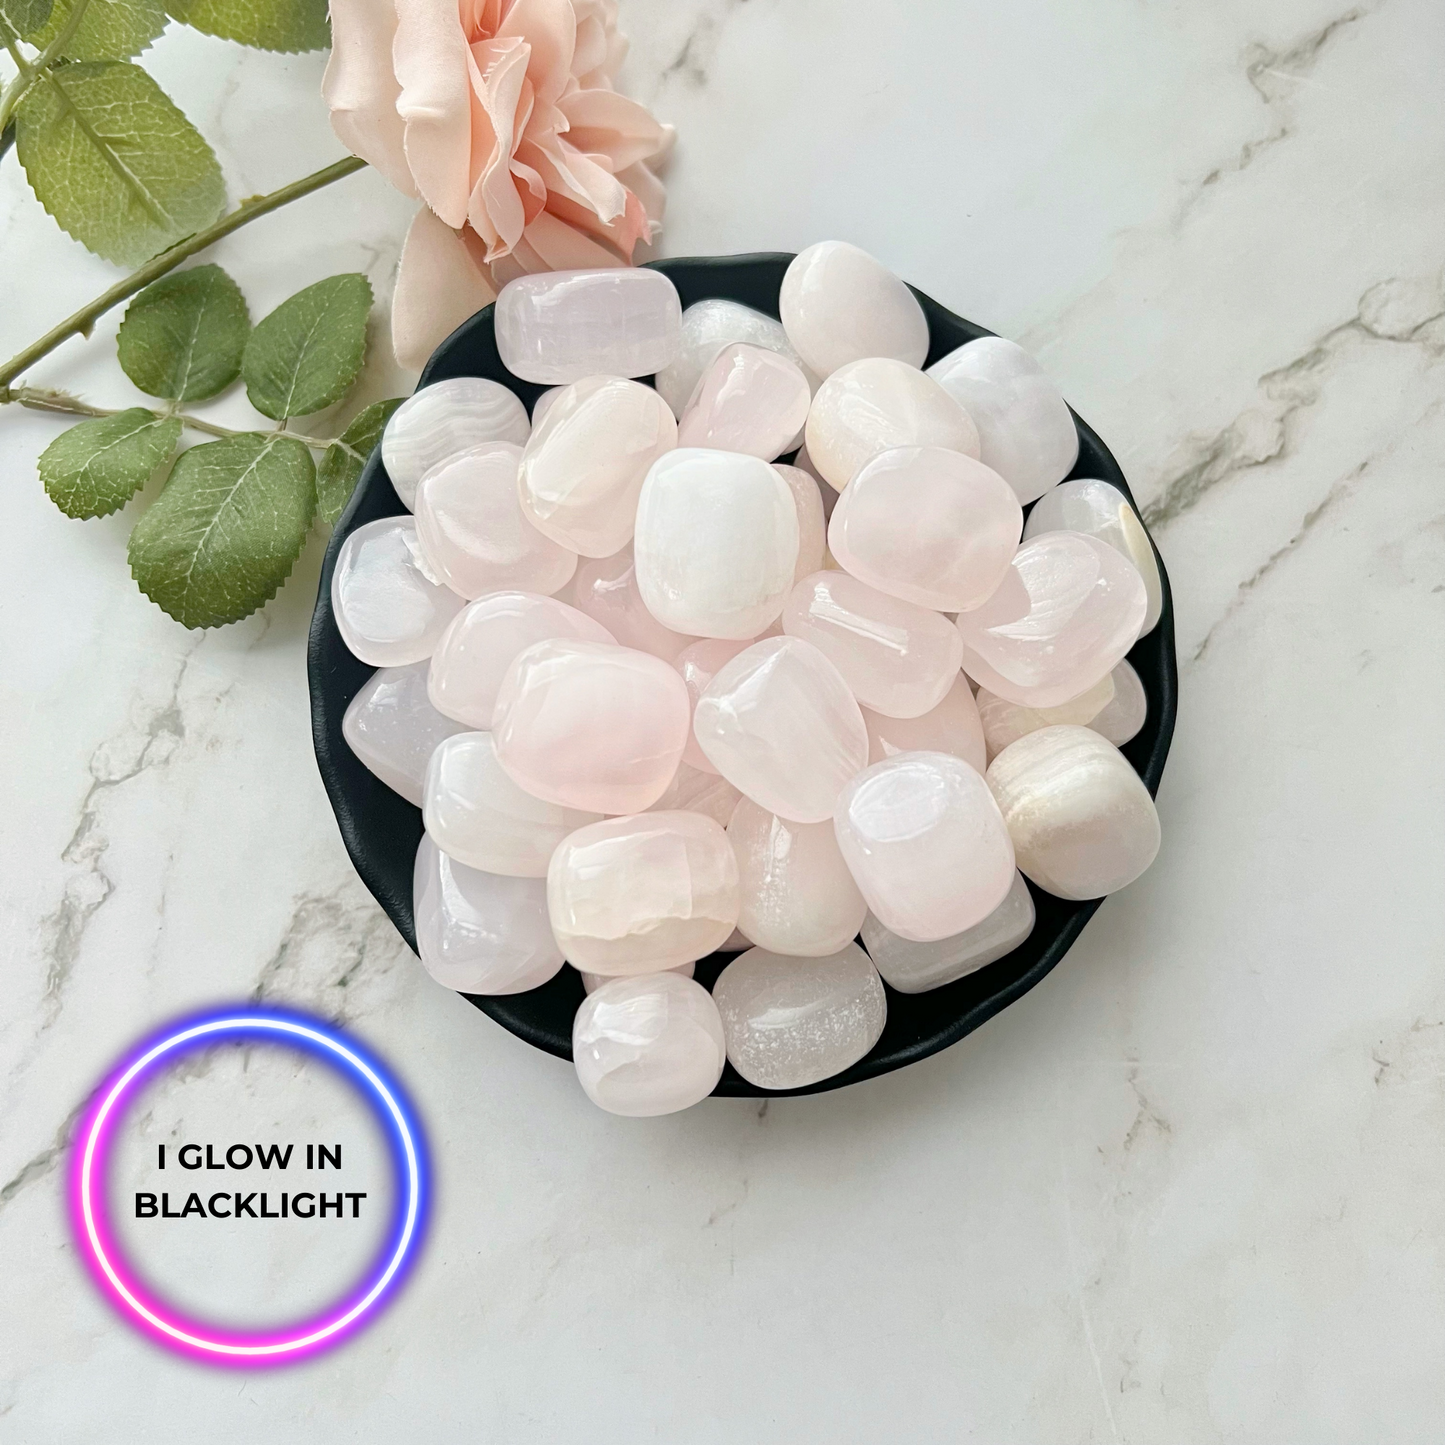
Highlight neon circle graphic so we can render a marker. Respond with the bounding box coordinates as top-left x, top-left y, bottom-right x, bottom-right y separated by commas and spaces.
68, 1006, 429, 1364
